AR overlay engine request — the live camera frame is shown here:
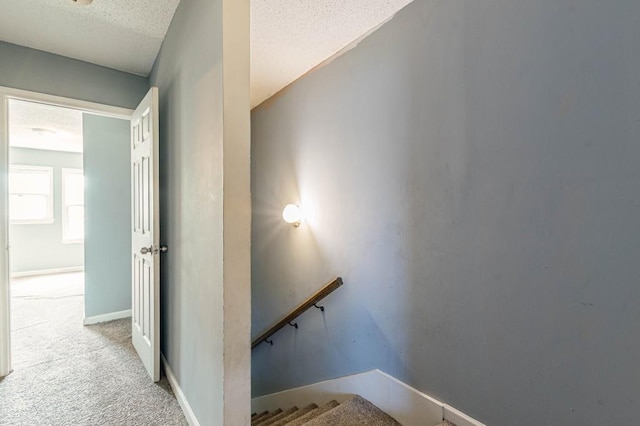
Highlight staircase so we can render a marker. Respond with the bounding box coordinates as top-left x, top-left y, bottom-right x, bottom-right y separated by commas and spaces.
251, 395, 457, 426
